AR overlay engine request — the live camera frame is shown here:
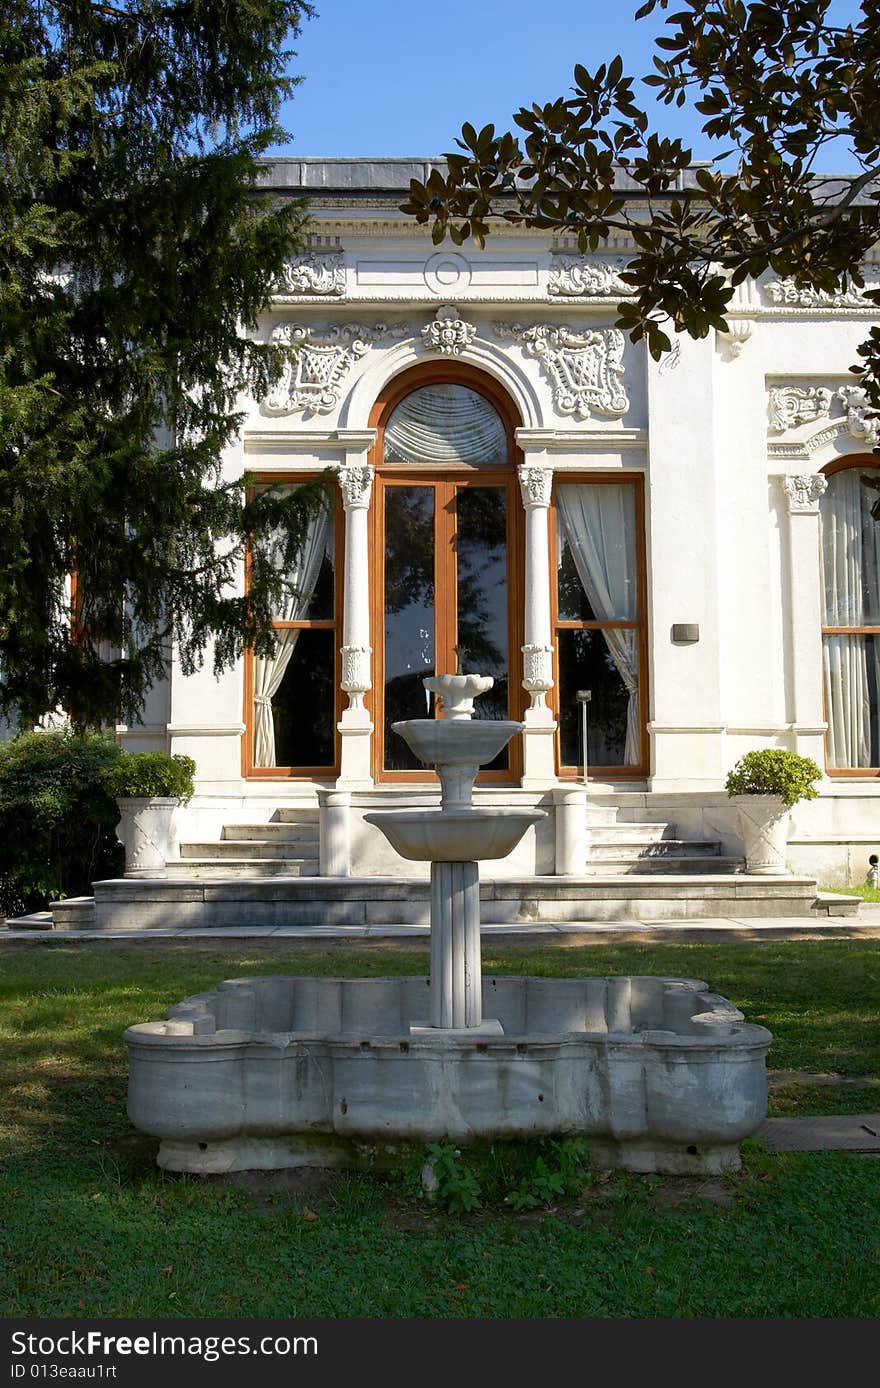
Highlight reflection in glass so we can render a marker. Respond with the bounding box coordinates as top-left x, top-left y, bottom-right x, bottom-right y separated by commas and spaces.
384, 385, 506, 466
456, 487, 509, 768
558, 629, 639, 767
265, 629, 335, 768
385, 487, 435, 769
